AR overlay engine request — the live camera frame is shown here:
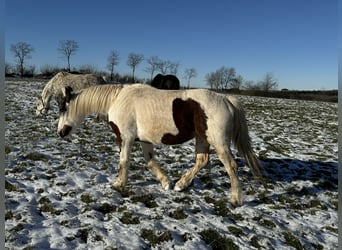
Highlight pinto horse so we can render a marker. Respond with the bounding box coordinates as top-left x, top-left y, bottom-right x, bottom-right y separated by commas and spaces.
150, 74, 180, 90
36, 71, 106, 116
57, 84, 263, 206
